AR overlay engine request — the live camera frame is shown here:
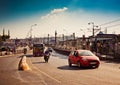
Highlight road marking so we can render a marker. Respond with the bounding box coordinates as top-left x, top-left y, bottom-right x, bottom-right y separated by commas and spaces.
35, 67, 61, 83
29, 58, 61, 84
15, 71, 25, 82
